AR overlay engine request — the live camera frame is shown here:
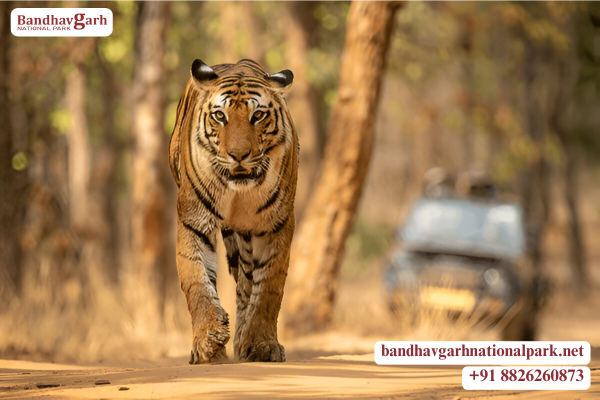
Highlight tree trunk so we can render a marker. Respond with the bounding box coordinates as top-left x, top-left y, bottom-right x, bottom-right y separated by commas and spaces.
459, 13, 475, 171
66, 57, 91, 233
516, 31, 551, 341
284, 1, 403, 334
94, 44, 122, 283
128, 1, 171, 330
521, 34, 547, 279
284, 1, 322, 219
219, 2, 238, 63
0, 1, 26, 301
62, 0, 115, 304
240, 1, 265, 65
219, 2, 264, 65
564, 148, 586, 291
550, 16, 587, 293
